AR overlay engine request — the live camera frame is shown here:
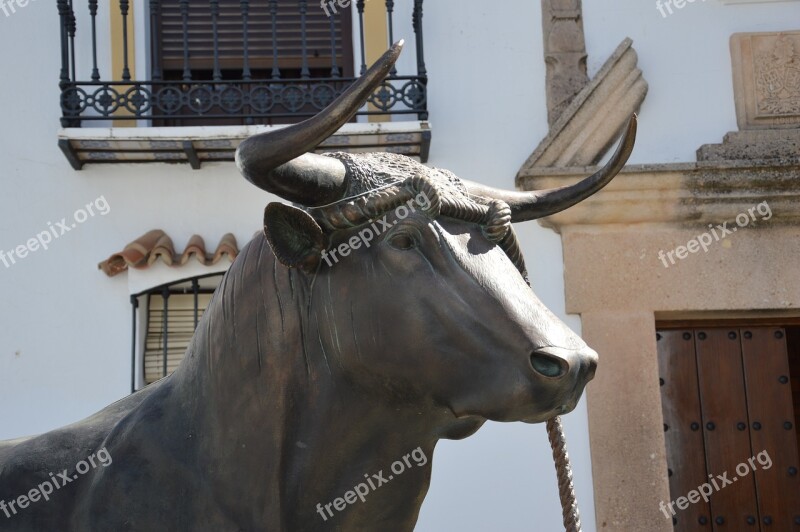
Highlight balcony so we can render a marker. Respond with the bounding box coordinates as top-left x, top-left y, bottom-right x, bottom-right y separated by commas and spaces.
56, 0, 429, 169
